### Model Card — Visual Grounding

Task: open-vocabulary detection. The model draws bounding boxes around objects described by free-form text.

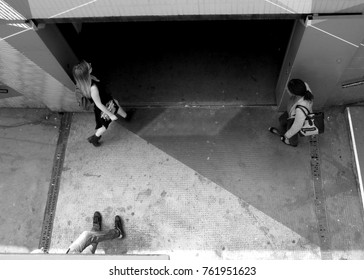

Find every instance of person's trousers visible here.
[278,111,299,146]
[66,229,120,254]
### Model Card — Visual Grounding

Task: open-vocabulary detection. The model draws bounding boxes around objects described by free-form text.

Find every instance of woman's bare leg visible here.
[95,126,106,137]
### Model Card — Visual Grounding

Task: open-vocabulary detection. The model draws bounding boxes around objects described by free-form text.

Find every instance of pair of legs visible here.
[89,100,128,146]
[95,100,127,137]
[269,111,299,146]
[66,212,123,254]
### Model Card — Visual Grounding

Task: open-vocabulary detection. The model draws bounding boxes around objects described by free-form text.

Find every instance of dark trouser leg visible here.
[278,112,289,133]
[288,134,299,146]
[279,112,299,146]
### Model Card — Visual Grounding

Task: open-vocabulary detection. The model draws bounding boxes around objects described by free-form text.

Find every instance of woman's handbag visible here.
[75,87,92,111]
[296,105,324,136]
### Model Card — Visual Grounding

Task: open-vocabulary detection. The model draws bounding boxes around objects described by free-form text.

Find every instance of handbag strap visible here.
[296,105,310,118]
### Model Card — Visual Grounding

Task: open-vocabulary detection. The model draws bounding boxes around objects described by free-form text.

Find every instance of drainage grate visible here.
[309,135,332,260]
[39,112,72,252]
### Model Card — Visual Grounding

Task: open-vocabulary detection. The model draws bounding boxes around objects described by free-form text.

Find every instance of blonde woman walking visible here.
[72,60,127,147]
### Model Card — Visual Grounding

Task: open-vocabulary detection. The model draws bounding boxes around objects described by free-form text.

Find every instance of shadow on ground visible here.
[120,106,364,252]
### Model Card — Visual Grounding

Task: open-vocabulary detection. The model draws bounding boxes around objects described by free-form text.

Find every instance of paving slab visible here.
[1,106,363,259]
[122,107,319,247]
[326,106,364,259]
[0,108,60,253]
[50,112,320,259]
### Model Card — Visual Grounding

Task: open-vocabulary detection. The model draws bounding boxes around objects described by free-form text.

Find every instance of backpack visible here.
[296,105,325,136]
[75,86,92,111]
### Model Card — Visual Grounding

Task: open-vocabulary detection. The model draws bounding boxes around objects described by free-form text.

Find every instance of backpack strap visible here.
[295,105,310,117]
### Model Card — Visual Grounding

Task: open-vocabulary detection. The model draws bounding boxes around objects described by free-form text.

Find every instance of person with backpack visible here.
[72,60,128,147]
[269,79,314,147]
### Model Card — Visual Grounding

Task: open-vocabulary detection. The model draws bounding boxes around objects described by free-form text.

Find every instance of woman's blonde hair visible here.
[72,60,98,98]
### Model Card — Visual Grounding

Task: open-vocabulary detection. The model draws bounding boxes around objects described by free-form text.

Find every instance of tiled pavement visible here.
[1,106,363,259]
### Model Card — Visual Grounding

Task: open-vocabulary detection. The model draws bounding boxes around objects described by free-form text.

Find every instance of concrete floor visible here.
[347,106,364,217]
[1,19,363,259]
[319,107,364,258]
[1,106,363,259]
[0,109,60,253]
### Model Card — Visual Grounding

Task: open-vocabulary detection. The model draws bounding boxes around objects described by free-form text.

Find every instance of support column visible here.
[0,22,80,111]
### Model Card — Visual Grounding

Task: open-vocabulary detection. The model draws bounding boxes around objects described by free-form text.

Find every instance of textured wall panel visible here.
[0,0,29,28]
[0,82,22,100]
[0,34,79,111]
[4,0,32,19]
[340,45,364,103]
[0,95,47,108]
[25,0,364,19]
[276,16,364,109]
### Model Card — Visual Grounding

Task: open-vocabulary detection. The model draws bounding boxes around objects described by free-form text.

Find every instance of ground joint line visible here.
[48,0,98,19]
[264,0,296,14]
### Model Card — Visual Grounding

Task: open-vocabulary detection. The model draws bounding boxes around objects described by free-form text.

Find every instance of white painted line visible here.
[0,0,29,29]
[361,43,364,47]
[0,0,26,19]
[309,24,359,48]
[347,107,364,211]
[0,28,32,42]
[1,1,98,43]
[48,0,98,19]
[264,0,296,14]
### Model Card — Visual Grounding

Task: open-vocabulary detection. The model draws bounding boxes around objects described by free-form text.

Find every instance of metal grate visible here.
[38,112,72,252]
[309,135,332,260]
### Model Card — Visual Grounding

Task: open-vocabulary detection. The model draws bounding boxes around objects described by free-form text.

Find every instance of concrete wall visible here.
[276,19,306,108]
[0,82,21,99]
[23,0,364,19]
[338,44,364,105]
[0,23,79,111]
[276,15,364,110]
[36,24,79,80]
[5,0,32,18]
[3,2,364,111]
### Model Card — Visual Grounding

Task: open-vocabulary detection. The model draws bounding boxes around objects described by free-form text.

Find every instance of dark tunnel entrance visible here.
[61,19,294,106]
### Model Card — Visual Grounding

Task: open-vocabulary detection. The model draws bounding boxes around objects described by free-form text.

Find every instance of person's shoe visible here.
[92,211,102,231]
[114,215,124,239]
[87,135,101,147]
[268,127,281,136]
[280,136,298,147]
